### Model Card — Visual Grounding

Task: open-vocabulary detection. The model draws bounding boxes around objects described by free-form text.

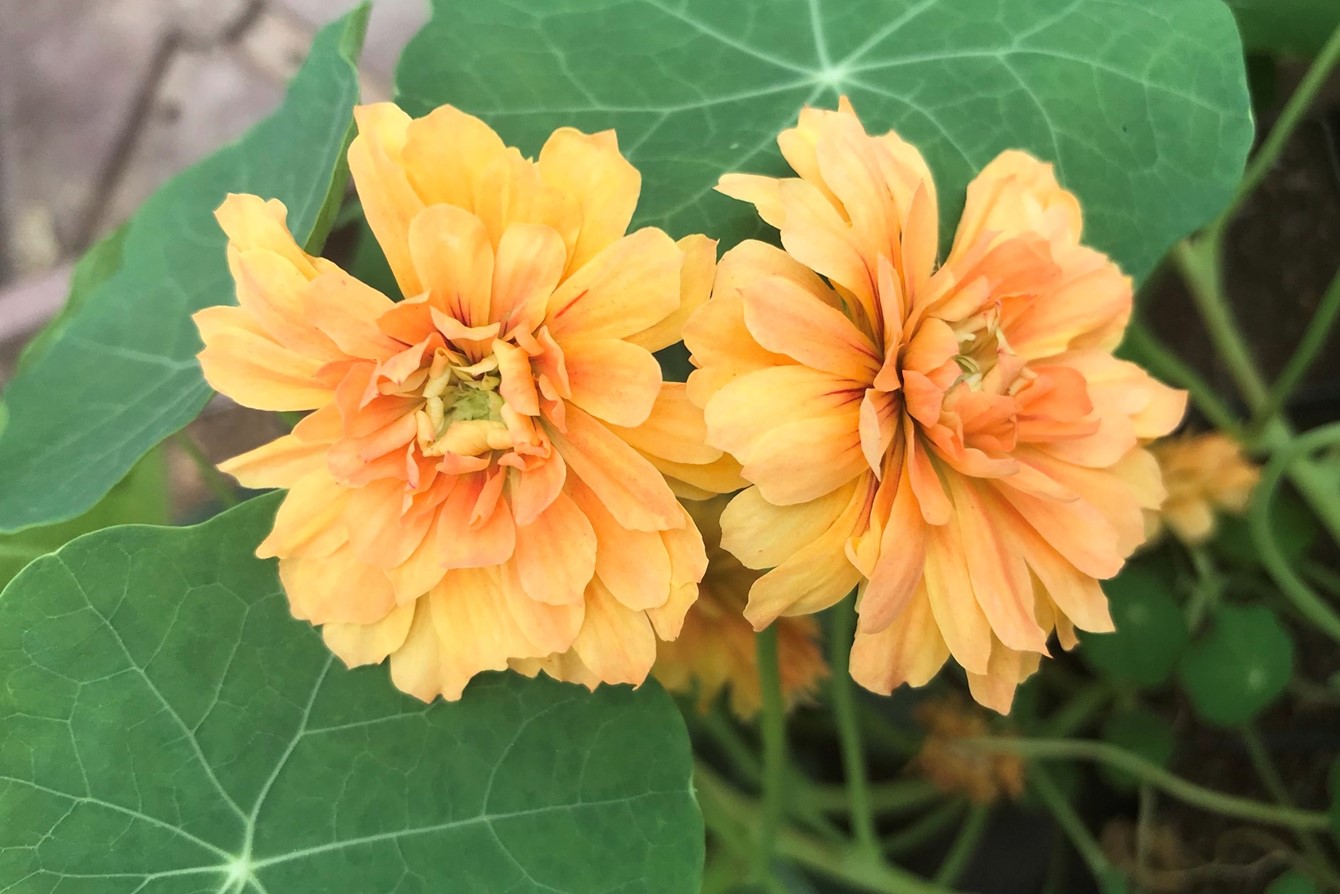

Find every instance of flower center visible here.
[414,348,512,457]
[950,307,1023,393]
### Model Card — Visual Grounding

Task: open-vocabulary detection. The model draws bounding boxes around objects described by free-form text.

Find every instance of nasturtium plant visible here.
[0,498,703,892]
[1082,560,1191,689]
[5,0,1338,891]
[1178,604,1295,726]
[0,8,368,534]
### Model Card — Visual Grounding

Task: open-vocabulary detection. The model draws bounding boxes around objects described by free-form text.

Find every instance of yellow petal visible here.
[348,103,425,296]
[626,234,717,353]
[538,127,640,271]
[514,490,596,605]
[548,404,683,532]
[563,337,662,427]
[571,578,657,685]
[323,603,415,668]
[408,203,495,328]
[546,228,682,342]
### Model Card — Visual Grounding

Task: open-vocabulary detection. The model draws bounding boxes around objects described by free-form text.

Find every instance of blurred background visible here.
[0,0,427,520]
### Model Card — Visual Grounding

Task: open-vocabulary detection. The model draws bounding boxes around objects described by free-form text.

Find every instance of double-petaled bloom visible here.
[686,100,1186,712]
[194,103,739,701]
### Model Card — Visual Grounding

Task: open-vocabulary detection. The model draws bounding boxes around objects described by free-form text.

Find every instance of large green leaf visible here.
[0,8,369,534]
[0,496,704,892]
[397,0,1251,282]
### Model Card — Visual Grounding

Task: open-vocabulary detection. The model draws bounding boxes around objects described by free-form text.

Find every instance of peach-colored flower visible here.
[651,496,827,718]
[685,100,1185,713]
[194,103,739,701]
[1149,432,1259,545]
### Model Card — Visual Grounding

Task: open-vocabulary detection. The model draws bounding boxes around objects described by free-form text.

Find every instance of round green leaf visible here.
[1082,561,1189,688]
[1178,604,1294,726]
[1098,705,1176,791]
[0,497,704,892]
[395,0,1251,283]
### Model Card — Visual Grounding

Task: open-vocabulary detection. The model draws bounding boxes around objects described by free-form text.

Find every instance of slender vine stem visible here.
[828,593,880,856]
[173,432,238,508]
[1174,241,1269,407]
[932,806,989,886]
[1038,684,1112,738]
[884,801,966,856]
[1252,264,1340,435]
[1030,765,1115,883]
[1250,423,1340,645]
[755,626,787,883]
[807,778,940,814]
[973,738,1331,832]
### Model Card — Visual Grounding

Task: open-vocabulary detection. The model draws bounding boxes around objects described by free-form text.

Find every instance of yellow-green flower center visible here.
[415,351,511,458]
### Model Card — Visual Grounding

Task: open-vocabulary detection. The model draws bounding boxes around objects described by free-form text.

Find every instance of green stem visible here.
[1218,21,1340,229]
[1173,240,1340,545]
[1241,726,1340,890]
[829,593,880,856]
[932,806,989,886]
[1030,765,1115,883]
[696,709,762,786]
[807,779,941,814]
[695,763,960,894]
[1250,423,1340,645]
[974,738,1330,832]
[1185,545,1222,632]
[1174,240,1268,407]
[173,433,238,508]
[755,626,787,883]
[1251,265,1340,435]
[1122,321,1241,434]
[884,801,966,856]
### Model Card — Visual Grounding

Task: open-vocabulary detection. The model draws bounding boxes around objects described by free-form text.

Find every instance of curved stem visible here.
[1252,265,1340,434]
[1218,21,1340,229]
[972,738,1330,832]
[1250,423,1340,644]
[1174,240,1268,408]
[755,626,787,883]
[829,593,880,856]
[932,806,989,886]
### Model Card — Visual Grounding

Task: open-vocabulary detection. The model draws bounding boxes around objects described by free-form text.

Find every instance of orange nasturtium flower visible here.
[685,100,1186,712]
[194,103,739,701]
[1148,432,1259,545]
[651,496,827,719]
